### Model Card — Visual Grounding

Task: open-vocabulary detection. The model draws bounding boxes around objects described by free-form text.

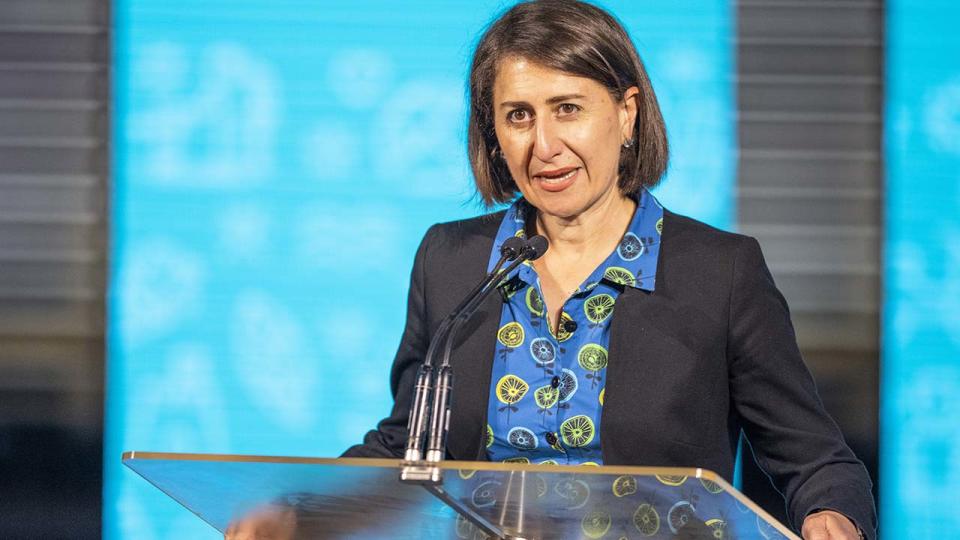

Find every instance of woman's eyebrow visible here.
[498,100,529,109]
[498,94,587,109]
[545,93,586,104]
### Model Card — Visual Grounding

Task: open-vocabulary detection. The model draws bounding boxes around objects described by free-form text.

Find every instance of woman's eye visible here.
[508,109,530,123]
[558,103,580,115]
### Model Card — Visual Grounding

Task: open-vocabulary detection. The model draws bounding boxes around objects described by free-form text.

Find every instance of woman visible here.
[344,1,875,539]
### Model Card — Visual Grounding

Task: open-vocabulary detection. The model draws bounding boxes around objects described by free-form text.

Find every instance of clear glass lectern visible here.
[122,451,799,539]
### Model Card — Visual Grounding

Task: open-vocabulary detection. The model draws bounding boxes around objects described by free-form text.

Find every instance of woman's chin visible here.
[532,199,587,221]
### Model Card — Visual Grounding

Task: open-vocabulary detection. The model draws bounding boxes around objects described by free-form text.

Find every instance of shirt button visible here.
[551,376,560,388]
[563,320,578,333]
[545,432,558,445]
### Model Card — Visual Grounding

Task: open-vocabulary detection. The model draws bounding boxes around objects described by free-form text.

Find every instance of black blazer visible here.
[344,208,877,538]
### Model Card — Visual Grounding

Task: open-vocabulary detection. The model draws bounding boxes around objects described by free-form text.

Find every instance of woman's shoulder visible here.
[430,210,506,239]
[663,208,750,240]
[657,209,776,314]
[408,210,507,280]
[662,207,756,254]
[421,209,506,254]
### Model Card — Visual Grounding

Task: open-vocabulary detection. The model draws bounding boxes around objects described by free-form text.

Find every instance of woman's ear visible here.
[620,86,641,142]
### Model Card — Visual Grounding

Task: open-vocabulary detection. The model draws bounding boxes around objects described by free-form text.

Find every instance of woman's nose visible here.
[532,118,564,162]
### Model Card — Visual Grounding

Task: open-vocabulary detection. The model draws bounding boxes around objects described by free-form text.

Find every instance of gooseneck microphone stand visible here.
[426,236,549,463]
[400,236,549,484]
[400,236,525,477]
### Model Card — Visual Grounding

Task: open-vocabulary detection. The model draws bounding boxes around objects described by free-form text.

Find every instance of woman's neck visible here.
[528,189,637,329]
[533,191,636,258]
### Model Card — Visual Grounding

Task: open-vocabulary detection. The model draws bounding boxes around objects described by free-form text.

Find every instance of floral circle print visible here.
[529,337,557,365]
[603,266,636,287]
[633,503,660,536]
[534,384,559,411]
[557,368,579,403]
[471,481,499,508]
[578,343,608,371]
[507,426,538,450]
[497,322,525,348]
[560,414,595,447]
[581,510,612,539]
[525,286,545,317]
[584,293,615,324]
[618,232,645,261]
[496,374,528,405]
[668,501,696,534]
[612,475,638,497]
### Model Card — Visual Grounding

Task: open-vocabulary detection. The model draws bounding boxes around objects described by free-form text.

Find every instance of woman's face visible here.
[492,56,638,220]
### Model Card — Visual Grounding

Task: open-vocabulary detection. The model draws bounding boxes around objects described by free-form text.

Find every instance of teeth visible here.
[539,169,577,184]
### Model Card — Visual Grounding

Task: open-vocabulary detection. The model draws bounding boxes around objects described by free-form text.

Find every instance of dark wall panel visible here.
[737,0,882,525]
[0,1,108,538]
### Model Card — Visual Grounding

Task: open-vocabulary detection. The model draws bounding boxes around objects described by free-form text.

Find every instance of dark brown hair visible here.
[468,0,669,206]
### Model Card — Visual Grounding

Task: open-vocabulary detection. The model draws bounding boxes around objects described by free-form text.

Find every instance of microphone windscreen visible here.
[525,235,549,260]
[500,236,526,260]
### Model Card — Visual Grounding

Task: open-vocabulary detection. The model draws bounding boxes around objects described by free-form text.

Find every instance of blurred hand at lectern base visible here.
[224,505,295,540]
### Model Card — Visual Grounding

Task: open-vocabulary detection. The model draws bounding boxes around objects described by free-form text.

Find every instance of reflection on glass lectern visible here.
[124,452,798,539]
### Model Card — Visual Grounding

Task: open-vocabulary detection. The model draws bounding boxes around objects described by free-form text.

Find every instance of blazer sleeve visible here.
[727,236,877,538]
[341,225,436,458]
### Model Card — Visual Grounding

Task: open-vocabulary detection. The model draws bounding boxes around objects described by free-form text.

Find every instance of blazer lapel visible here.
[442,219,503,462]
[446,292,500,461]
[600,285,658,464]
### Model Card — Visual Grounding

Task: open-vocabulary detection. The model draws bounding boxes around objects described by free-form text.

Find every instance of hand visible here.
[802,510,860,540]
[224,505,296,540]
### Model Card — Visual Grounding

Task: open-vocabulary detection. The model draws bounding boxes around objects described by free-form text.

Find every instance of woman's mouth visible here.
[534,167,579,192]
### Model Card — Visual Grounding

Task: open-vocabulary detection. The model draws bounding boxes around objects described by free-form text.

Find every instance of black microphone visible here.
[524,234,548,261]
[499,235,526,262]
[402,235,527,464]
[423,235,549,463]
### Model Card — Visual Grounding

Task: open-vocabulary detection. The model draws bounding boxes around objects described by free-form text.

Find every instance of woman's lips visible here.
[534,167,579,192]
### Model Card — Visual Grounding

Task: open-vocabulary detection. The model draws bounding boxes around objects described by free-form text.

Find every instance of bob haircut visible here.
[468,0,669,206]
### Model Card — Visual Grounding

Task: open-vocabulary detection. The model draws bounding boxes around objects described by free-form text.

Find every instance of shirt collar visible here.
[487,188,664,292]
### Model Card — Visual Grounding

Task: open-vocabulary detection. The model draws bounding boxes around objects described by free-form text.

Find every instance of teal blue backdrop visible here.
[104,2,735,538]
[883,1,960,537]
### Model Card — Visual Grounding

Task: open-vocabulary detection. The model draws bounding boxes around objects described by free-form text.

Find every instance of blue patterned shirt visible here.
[484,189,664,465]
